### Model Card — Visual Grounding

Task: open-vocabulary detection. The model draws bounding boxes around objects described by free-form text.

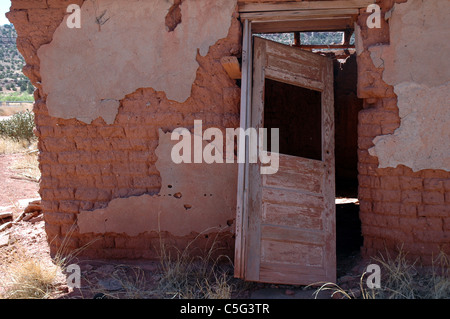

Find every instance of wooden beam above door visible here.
[250,17,356,33]
[238,0,375,33]
[240,8,360,21]
[238,0,375,13]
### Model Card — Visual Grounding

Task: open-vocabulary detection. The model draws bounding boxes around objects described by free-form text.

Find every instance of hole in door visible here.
[263,78,322,161]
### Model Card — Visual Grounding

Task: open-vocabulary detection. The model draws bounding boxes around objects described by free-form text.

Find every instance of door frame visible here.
[234,1,373,279]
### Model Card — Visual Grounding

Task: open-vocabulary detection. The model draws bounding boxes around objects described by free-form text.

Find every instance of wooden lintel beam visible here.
[251,17,355,33]
[299,44,356,49]
[240,8,359,21]
[238,0,375,13]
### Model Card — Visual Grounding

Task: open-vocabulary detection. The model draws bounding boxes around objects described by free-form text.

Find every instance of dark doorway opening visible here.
[333,55,363,276]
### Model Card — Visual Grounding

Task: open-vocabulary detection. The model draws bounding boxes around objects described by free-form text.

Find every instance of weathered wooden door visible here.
[235,37,335,285]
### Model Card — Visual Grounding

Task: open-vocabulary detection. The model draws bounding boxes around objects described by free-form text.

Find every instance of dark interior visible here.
[263,78,322,161]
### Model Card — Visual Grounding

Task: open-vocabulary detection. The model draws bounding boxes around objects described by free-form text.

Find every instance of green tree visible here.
[19,80,27,92]
[27,82,34,94]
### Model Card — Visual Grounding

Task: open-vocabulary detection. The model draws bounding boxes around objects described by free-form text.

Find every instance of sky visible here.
[0,0,11,25]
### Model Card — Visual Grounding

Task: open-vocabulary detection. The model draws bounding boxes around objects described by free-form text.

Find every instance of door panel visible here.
[237,36,335,285]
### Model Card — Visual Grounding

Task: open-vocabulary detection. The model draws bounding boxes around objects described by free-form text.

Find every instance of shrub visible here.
[0,110,35,142]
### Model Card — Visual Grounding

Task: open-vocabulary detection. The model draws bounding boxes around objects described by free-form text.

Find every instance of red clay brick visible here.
[375,166,404,177]
[399,176,423,190]
[44,211,76,225]
[358,187,372,200]
[373,201,401,215]
[401,190,422,205]
[44,222,60,237]
[11,0,48,9]
[408,217,443,232]
[444,218,450,231]
[413,230,449,244]
[357,149,378,164]
[418,205,450,217]
[358,124,382,137]
[59,200,80,214]
[381,97,398,111]
[380,176,400,190]
[357,136,374,150]
[399,204,418,217]
[423,179,445,192]
[381,122,399,135]
[359,200,373,213]
[372,189,401,203]
[421,169,450,179]
[358,175,380,188]
[422,192,445,205]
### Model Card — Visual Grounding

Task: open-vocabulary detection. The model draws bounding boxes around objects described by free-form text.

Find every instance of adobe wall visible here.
[8,0,242,259]
[8,0,449,266]
[356,0,450,265]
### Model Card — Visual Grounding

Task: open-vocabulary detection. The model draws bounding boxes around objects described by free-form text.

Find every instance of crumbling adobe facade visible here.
[355,0,450,264]
[8,0,242,259]
[7,0,449,267]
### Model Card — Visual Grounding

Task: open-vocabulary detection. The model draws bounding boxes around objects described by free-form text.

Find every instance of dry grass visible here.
[0,221,237,299]
[0,224,98,299]
[313,248,450,299]
[0,245,64,299]
[0,105,32,117]
[374,249,450,299]
[157,229,234,299]
[0,138,32,155]
[9,151,40,182]
[83,264,154,299]
[63,229,236,299]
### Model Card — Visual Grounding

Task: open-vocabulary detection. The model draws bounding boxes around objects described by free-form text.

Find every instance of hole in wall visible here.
[173,192,182,199]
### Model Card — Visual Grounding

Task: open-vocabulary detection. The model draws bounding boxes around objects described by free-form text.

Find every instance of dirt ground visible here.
[0,153,40,214]
[0,152,366,299]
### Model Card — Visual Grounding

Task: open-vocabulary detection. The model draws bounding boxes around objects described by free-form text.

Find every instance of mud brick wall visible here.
[8,0,242,259]
[8,0,450,265]
[356,0,450,265]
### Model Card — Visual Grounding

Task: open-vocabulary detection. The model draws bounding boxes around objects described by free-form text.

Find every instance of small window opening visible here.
[255,31,356,61]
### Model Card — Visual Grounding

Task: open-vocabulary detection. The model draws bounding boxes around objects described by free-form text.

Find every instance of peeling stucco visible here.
[38,0,237,124]
[368,0,450,172]
[77,129,238,236]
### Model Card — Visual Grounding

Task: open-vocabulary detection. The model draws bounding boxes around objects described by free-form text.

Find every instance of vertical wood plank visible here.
[321,57,337,283]
[234,19,250,279]
[245,37,266,281]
